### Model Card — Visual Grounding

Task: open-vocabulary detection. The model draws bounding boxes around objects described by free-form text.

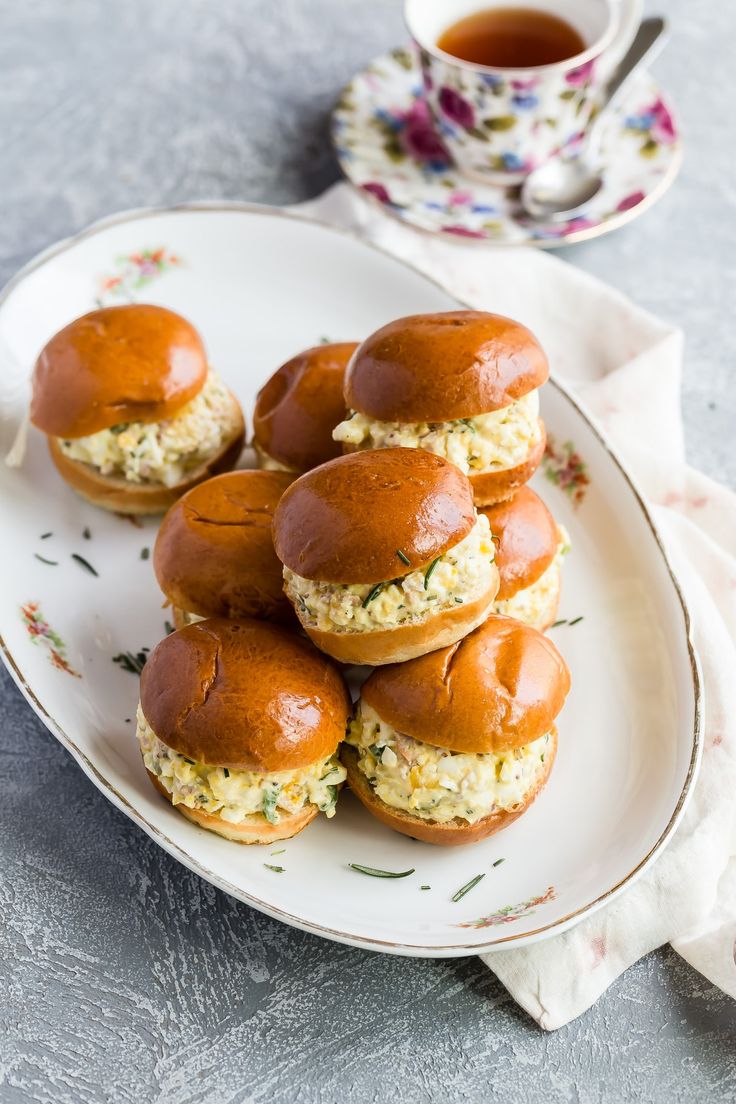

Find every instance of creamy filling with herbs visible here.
[493,528,570,630]
[346,702,551,824]
[332,391,541,474]
[254,442,295,473]
[137,706,346,824]
[58,370,239,486]
[284,514,495,634]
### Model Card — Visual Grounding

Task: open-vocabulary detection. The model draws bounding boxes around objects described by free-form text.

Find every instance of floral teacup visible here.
[405,0,642,184]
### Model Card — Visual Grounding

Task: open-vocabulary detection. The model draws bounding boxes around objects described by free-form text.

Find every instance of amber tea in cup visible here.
[437,6,586,68]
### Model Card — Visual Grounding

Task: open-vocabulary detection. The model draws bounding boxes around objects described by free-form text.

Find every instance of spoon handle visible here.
[588,17,668,153]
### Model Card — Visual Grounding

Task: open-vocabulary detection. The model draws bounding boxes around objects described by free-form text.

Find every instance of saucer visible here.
[331,45,682,247]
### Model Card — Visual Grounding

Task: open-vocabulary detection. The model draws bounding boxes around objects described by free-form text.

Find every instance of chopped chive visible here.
[420,885,431,891]
[124,718,131,724]
[71,553,98,576]
[40,532,53,540]
[319,336,330,344]
[264,864,285,873]
[492,858,505,868]
[551,619,567,628]
[140,547,150,560]
[34,553,58,566]
[424,557,441,589]
[183,757,195,765]
[348,864,415,879]
[451,873,485,902]
[271,849,286,856]
[396,549,411,567]
[362,583,384,608]
[82,527,91,540]
[223,767,230,778]
[165,620,175,636]
[568,615,584,626]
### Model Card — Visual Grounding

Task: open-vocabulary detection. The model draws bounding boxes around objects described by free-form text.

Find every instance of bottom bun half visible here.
[146,770,318,844]
[48,398,245,515]
[296,574,499,666]
[341,729,557,846]
[470,423,547,507]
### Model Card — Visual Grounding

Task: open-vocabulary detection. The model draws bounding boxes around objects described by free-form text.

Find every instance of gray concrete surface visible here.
[1,1,735,1101]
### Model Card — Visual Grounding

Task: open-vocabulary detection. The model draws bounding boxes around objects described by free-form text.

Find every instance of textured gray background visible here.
[1,1,735,1102]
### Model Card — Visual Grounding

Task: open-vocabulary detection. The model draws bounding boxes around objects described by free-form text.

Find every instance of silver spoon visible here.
[521,17,668,222]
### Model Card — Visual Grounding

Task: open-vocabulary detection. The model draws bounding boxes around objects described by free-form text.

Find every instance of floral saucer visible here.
[331,46,682,247]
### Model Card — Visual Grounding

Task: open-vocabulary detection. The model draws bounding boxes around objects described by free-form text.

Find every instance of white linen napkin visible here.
[297,183,736,1029]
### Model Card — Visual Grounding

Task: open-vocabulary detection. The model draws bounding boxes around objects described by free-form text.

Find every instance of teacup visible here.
[405,0,642,183]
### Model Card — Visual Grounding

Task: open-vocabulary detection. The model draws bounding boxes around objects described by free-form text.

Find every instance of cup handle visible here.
[599,0,643,80]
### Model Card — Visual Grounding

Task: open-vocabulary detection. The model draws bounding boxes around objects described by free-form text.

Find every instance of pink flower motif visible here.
[448,189,474,207]
[362,182,391,205]
[617,191,646,212]
[590,936,607,968]
[561,216,597,235]
[438,86,475,129]
[442,225,486,238]
[648,98,676,143]
[511,77,539,91]
[400,100,450,164]
[565,58,596,86]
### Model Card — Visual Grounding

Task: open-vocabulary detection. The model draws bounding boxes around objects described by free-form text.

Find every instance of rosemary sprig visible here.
[34,553,58,566]
[264,864,285,873]
[451,873,485,902]
[396,549,411,567]
[362,583,384,608]
[424,557,441,589]
[348,864,415,879]
[112,650,147,675]
[71,553,98,576]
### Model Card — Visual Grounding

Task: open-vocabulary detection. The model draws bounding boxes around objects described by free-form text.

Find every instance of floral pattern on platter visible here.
[457,885,557,929]
[543,437,590,508]
[96,247,182,305]
[20,602,81,678]
[331,46,682,247]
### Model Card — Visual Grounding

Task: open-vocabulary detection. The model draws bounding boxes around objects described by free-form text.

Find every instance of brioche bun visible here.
[253,342,357,473]
[469,423,546,507]
[146,771,318,843]
[46,395,245,515]
[362,614,570,755]
[342,731,557,846]
[139,618,350,772]
[272,448,476,584]
[154,469,294,622]
[31,304,208,438]
[345,311,548,423]
[480,486,559,600]
[295,583,497,666]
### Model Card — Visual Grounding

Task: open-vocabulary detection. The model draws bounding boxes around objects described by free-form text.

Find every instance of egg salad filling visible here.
[58,370,239,486]
[137,706,346,824]
[254,442,295,473]
[493,528,570,630]
[284,514,495,634]
[346,702,551,824]
[332,391,541,475]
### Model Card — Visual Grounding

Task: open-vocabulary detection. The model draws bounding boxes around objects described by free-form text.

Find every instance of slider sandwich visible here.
[138,618,350,843]
[482,487,569,631]
[154,469,295,629]
[343,615,570,845]
[333,311,548,506]
[253,342,358,474]
[272,448,500,666]
[30,304,245,513]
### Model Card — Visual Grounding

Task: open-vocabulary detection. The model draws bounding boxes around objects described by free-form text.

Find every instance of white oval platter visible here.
[0,204,701,955]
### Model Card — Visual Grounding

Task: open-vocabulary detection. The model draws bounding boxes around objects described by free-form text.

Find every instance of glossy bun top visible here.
[345,311,548,422]
[30,304,207,438]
